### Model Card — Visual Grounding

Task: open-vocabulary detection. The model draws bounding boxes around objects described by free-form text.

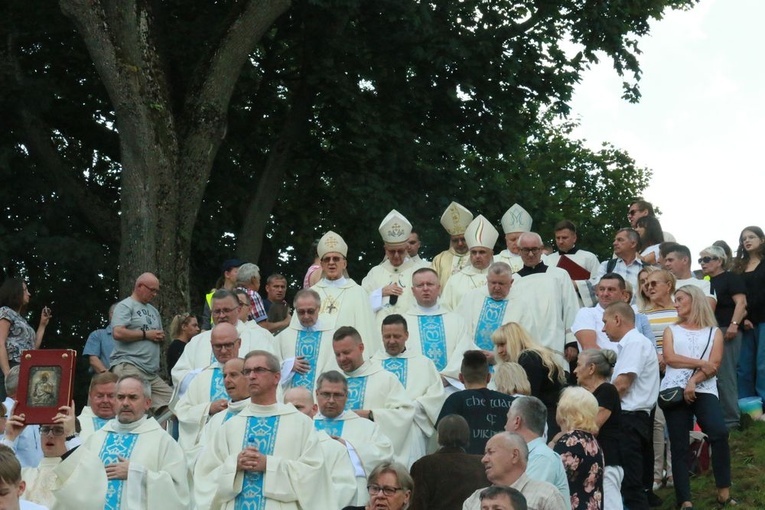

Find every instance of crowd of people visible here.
[1,199,764,510]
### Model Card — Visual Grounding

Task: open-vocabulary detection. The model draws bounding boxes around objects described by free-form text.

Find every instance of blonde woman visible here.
[552,386,604,510]
[166,312,200,374]
[492,322,567,436]
[492,362,531,397]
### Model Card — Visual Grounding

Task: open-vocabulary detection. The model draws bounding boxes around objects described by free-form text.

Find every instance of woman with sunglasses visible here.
[732,226,765,410]
[700,245,747,430]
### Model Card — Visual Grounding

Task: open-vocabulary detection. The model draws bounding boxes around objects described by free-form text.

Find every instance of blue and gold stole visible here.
[344,376,368,411]
[210,366,227,401]
[92,416,109,431]
[418,315,447,370]
[235,416,281,510]
[292,330,322,390]
[314,418,344,437]
[475,297,508,350]
[99,432,139,510]
[381,358,408,387]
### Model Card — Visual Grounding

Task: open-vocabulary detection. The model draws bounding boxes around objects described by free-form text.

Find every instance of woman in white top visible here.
[662,285,734,508]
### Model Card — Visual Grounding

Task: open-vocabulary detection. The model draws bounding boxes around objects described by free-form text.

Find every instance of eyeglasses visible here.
[646,280,667,288]
[296,308,317,315]
[212,307,239,315]
[212,341,239,351]
[519,247,542,255]
[322,256,344,263]
[242,367,276,376]
[698,256,719,264]
[40,426,66,437]
[367,484,405,497]
[140,283,159,293]
[317,391,346,401]
[238,301,250,307]
[627,209,640,216]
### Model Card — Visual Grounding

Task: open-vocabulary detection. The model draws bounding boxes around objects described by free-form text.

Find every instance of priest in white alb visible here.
[332,326,415,465]
[441,215,499,311]
[362,210,429,322]
[283,386,358,509]
[52,376,190,510]
[544,220,601,307]
[494,203,534,273]
[431,201,474,289]
[403,267,477,383]
[312,370,395,505]
[171,289,279,388]
[278,289,339,392]
[370,315,446,463]
[77,372,118,440]
[311,230,380,353]
[193,351,330,510]
[171,322,241,461]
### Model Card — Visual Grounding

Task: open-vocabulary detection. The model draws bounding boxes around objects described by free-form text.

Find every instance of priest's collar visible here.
[301,318,324,331]
[557,247,579,255]
[112,414,148,433]
[416,303,441,314]
[323,277,348,287]
[315,411,347,420]
[518,262,548,276]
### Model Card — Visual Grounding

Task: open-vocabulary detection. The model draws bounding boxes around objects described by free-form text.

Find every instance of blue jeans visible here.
[737,323,765,402]
[665,393,731,505]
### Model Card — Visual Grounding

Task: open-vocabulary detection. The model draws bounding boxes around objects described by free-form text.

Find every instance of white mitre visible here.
[378,209,412,246]
[465,215,499,250]
[440,202,473,236]
[501,203,533,234]
[317,230,349,258]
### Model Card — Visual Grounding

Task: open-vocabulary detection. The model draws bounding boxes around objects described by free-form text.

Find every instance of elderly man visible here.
[110,272,173,413]
[311,230,378,350]
[283,386,357,509]
[363,210,428,320]
[172,322,242,456]
[194,351,330,509]
[236,263,290,333]
[370,315,446,461]
[403,268,476,383]
[545,221,601,307]
[495,204,534,273]
[456,262,520,352]
[53,376,190,510]
[511,232,579,358]
[332,326,415,465]
[504,397,569,502]
[442,215,500,311]
[278,289,339,392]
[409,414,489,510]
[431,201,474,288]
[311,371,394,505]
[170,289,279,388]
[77,372,118,439]
[593,228,644,295]
[462,432,567,510]
[602,302,660,510]
[664,244,717,309]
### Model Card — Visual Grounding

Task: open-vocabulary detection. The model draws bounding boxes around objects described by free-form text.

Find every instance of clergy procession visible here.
[5,198,765,510]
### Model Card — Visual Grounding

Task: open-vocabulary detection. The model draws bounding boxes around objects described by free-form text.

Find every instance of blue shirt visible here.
[83,326,114,373]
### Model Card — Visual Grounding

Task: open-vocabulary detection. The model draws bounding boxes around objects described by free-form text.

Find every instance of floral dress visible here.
[0,306,36,363]
[553,429,604,510]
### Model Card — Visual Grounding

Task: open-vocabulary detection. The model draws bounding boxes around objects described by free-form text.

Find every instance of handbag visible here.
[657,328,714,410]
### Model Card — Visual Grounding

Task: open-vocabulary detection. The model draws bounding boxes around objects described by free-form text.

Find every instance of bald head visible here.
[133,273,160,304]
[223,358,248,401]
[211,322,241,363]
[284,387,317,418]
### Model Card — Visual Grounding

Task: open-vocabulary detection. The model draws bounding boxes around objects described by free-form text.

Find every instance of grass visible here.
[655,419,765,509]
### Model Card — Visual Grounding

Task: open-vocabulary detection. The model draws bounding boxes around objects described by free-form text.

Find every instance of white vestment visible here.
[277,320,339,392]
[21,457,61,508]
[431,248,471,288]
[314,411,394,505]
[314,430,358,509]
[342,361,416,465]
[546,250,601,307]
[511,266,580,357]
[362,259,428,320]
[312,277,380,353]
[53,417,190,510]
[190,398,249,471]
[456,287,522,351]
[369,349,446,463]
[440,265,489,311]
[403,305,477,381]
[193,402,330,510]
[171,320,279,387]
[77,406,112,441]
[494,249,524,272]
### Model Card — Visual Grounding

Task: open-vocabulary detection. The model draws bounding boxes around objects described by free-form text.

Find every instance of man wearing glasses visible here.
[172,322,241,459]
[627,200,676,242]
[110,272,173,414]
[510,233,579,358]
[194,350,332,509]
[170,289,278,389]
[311,231,378,352]
[312,370,394,506]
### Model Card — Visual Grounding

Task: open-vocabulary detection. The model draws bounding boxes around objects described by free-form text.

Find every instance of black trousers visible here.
[620,409,653,510]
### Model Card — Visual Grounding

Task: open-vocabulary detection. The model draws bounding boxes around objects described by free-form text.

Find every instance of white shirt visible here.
[570,304,616,352]
[675,277,716,301]
[611,328,660,412]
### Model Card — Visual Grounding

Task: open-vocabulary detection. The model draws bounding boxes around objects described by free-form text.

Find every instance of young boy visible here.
[0,445,48,510]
